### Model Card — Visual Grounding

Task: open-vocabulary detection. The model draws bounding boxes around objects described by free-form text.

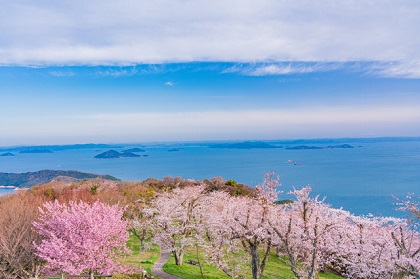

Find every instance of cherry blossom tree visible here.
[125,198,156,252]
[146,185,207,265]
[391,195,420,278]
[200,190,250,278]
[270,187,350,279]
[201,173,280,279]
[33,200,131,278]
[335,215,402,278]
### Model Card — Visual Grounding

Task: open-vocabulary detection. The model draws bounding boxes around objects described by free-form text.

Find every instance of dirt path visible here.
[151,249,182,279]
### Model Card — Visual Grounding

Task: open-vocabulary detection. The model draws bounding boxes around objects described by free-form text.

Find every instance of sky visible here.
[1,0,420,146]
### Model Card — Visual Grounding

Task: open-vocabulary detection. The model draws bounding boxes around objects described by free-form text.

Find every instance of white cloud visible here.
[367,60,420,79]
[95,67,138,77]
[0,1,419,66]
[165,81,175,86]
[223,62,343,76]
[49,70,75,77]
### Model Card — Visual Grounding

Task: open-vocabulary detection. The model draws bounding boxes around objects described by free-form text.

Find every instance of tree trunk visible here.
[250,243,261,279]
[140,229,146,251]
[90,271,94,279]
[174,249,185,265]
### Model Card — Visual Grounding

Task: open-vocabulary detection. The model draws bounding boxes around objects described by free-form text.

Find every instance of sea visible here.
[1,139,420,218]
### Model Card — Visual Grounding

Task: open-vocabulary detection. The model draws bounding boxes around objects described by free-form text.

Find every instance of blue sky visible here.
[1,1,420,146]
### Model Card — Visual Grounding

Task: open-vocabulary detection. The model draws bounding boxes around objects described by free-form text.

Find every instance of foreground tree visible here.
[201,191,250,278]
[0,193,44,279]
[202,173,280,279]
[391,195,420,278]
[336,215,401,278]
[33,200,131,278]
[270,187,349,279]
[146,185,207,265]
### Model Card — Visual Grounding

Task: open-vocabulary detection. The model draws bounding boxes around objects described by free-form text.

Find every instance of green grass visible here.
[119,235,161,276]
[162,248,344,279]
[163,249,231,279]
[122,236,343,279]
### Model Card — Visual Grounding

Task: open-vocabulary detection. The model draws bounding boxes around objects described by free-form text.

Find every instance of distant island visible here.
[19,149,53,153]
[285,144,354,150]
[326,144,354,149]
[0,170,119,188]
[0,143,122,153]
[209,141,281,149]
[94,150,141,159]
[168,148,180,152]
[285,145,323,150]
[0,152,15,156]
[122,148,145,153]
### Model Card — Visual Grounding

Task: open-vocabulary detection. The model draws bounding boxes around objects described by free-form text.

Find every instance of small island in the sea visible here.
[209,141,281,149]
[0,152,15,156]
[285,145,323,150]
[19,149,53,153]
[326,144,354,149]
[122,148,146,153]
[168,148,180,152]
[286,144,354,150]
[94,150,141,159]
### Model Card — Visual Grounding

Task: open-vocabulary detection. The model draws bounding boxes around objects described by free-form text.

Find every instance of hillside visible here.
[0,170,120,187]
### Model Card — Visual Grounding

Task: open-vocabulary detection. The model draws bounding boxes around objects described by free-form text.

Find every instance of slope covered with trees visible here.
[0,170,120,187]
[1,174,419,279]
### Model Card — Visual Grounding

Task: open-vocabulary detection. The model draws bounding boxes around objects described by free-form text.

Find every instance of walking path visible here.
[151,249,182,279]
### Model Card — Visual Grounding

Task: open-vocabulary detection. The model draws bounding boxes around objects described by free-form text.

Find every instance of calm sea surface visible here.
[1,140,420,217]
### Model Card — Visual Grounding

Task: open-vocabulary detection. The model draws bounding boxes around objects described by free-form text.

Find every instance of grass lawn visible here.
[116,235,162,277]
[162,247,344,279]
[121,236,343,279]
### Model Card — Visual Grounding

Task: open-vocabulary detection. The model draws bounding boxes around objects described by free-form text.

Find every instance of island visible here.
[285,144,354,150]
[122,148,146,153]
[326,144,354,149]
[0,170,119,188]
[285,145,323,150]
[94,150,141,159]
[0,152,15,156]
[209,141,281,149]
[0,143,122,153]
[19,149,53,153]
[168,148,180,152]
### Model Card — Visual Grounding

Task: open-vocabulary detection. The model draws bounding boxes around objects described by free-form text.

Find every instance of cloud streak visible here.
[1,1,419,67]
[223,62,343,76]
[367,60,420,79]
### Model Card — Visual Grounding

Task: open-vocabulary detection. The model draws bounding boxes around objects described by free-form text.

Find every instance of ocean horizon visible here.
[1,137,420,218]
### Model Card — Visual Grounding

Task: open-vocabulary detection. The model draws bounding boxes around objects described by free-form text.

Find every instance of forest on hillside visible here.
[1,174,419,279]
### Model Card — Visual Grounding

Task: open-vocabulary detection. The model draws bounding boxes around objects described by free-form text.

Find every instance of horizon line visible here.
[1,135,420,149]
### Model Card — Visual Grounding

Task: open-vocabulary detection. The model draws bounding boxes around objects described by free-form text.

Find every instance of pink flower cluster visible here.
[33,200,131,276]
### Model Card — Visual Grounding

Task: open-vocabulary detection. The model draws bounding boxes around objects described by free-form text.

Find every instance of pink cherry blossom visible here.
[33,200,131,277]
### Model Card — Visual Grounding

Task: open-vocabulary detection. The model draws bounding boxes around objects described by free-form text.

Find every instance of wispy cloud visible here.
[223,62,343,76]
[0,1,419,66]
[165,81,175,86]
[222,61,420,79]
[95,67,138,77]
[366,60,420,79]
[49,70,76,77]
